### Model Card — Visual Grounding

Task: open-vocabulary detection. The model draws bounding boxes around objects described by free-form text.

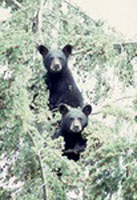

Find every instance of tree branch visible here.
[10,0,22,8]
[92,95,135,116]
[38,153,48,200]
[28,131,48,200]
[64,149,77,154]
[38,0,46,43]
[64,0,97,25]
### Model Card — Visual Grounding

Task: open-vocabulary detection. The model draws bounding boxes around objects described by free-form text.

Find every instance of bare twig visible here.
[64,0,97,25]
[28,131,48,200]
[112,95,135,103]
[64,149,77,154]
[10,0,22,8]
[72,47,93,55]
[38,153,48,200]
[92,95,135,116]
[38,0,46,43]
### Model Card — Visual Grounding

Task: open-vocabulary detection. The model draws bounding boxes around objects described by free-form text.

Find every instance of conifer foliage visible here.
[0,0,137,199]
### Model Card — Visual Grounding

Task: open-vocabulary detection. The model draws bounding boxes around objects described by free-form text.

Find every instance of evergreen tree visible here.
[0,0,137,199]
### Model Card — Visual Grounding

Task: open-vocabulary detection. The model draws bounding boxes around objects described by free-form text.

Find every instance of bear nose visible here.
[70,119,82,133]
[73,125,80,132]
[54,64,60,71]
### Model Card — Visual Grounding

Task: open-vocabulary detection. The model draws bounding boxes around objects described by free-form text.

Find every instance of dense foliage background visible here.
[0,0,137,199]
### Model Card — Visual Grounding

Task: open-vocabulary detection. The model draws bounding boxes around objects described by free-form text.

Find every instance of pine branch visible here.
[64,149,78,154]
[28,131,48,200]
[63,0,96,25]
[10,0,22,8]
[38,0,46,43]
[92,95,135,116]
[38,153,48,200]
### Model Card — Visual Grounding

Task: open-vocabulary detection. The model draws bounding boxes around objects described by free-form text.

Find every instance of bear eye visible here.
[78,117,82,121]
[59,57,63,61]
[49,57,53,61]
[70,117,73,121]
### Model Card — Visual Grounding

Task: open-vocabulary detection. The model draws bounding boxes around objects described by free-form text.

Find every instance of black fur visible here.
[38,44,83,110]
[53,104,92,161]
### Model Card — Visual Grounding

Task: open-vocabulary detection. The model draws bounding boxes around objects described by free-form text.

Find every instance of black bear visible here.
[53,104,92,161]
[38,44,83,110]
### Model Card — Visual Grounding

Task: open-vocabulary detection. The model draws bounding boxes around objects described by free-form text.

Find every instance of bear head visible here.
[59,104,92,134]
[38,44,72,73]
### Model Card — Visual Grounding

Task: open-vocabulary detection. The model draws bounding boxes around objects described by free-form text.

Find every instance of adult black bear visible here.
[38,44,83,110]
[53,104,92,161]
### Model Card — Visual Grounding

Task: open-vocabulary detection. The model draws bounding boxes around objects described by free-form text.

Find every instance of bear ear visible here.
[82,104,92,116]
[59,104,69,116]
[62,44,73,57]
[37,45,48,56]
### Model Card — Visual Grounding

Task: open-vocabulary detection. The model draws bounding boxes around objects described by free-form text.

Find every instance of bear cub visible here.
[38,44,83,110]
[53,104,92,161]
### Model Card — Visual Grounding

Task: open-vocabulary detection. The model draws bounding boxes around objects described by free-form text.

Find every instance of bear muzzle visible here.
[50,58,62,72]
[70,119,82,133]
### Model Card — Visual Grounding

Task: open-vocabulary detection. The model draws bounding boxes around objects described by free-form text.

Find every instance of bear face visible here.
[59,104,92,134]
[53,104,92,161]
[38,44,72,74]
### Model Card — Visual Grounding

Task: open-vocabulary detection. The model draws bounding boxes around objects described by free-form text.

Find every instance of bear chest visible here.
[63,133,83,149]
